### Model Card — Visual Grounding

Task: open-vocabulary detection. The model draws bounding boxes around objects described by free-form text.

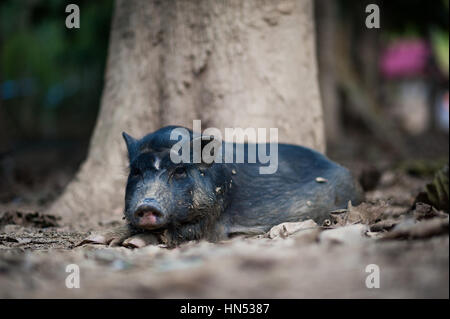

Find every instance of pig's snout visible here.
[133,200,165,229]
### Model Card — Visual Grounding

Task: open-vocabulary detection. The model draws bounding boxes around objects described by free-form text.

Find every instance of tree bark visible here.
[315,0,341,143]
[51,0,325,225]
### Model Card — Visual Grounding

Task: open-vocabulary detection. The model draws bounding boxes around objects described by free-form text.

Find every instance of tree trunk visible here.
[315,0,341,143]
[51,0,325,225]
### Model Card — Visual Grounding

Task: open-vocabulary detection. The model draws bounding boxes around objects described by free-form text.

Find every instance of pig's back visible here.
[222,143,363,235]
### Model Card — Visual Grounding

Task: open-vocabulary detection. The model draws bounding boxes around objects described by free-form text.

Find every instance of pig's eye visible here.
[130,167,141,178]
[173,166,187,179]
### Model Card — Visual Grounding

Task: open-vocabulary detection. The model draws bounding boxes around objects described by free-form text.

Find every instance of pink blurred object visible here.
[380,39,431,79]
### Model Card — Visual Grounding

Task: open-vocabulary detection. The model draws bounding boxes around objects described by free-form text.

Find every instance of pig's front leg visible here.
[77,224,159,248]
[122,233,160,248]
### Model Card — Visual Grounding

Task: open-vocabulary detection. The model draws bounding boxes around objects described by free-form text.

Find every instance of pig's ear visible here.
[122,132,138,160]
[191,135,222,166]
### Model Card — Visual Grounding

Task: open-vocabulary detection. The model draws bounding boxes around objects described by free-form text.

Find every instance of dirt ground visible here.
[0,137,448,298]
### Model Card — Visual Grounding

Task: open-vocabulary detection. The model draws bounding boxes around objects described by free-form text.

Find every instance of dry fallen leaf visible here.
[330,201,387,227]
[382,217,449,240]
[319,224,369,244]
[267,219,318,239]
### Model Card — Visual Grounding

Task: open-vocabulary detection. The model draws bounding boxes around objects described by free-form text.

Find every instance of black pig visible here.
[82,126,363,248]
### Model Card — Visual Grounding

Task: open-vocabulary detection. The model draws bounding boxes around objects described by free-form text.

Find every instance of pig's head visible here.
[122,126,231,233]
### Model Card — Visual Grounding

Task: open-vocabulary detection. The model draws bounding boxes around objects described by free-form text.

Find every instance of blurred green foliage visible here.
[0,0,113,141]
[0,0,448,144]
[431,28,450,76]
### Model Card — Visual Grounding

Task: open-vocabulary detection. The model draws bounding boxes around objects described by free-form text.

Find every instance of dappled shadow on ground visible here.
[0,166,448,298]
